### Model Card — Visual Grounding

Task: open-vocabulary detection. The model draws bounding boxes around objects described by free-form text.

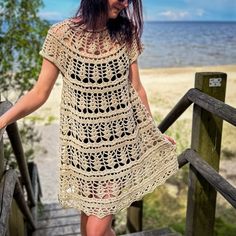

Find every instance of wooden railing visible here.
[0,101,42,236]
[1,72,236,236]
[126,72,236,236]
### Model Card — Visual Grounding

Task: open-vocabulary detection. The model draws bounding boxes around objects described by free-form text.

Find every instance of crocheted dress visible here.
[39,19,179,218]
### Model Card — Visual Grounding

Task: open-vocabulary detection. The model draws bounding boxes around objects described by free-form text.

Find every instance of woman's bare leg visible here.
[81,211,88,236]
[86,214,115,236]
[83,181,116,236]
[104,219,116,236]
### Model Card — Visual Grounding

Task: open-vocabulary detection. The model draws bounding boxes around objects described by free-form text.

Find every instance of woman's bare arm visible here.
[0,59,59,129]
[129,61,176,144]
[129,60,153,118]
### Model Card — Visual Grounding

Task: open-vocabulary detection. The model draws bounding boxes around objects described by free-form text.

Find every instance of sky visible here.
[39,0,236,22]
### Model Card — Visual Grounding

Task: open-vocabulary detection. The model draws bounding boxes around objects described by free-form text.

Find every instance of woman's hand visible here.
[163,134,176,145]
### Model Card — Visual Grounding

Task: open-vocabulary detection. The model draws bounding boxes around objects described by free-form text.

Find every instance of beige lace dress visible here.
[39,19,179,218]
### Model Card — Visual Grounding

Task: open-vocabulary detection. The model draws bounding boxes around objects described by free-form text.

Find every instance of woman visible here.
[0,0,179,235]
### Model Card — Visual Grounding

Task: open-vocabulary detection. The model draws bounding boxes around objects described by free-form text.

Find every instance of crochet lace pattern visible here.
[39,19,179,218]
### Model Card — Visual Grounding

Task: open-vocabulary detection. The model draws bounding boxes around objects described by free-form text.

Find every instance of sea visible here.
[139,21,236,69]
[49,20,236,69]
[4,20,235,69]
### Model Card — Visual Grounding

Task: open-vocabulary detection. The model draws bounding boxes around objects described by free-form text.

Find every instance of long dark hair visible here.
[71,0,143,50]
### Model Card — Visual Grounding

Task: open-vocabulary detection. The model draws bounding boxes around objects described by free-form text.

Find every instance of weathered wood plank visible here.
[34,223,81,236]
[0,169,18,236]
[0,101,12,141]
[38,208,80,220]
[0,135,5,178]
[122,233,179,236]
[187,88,236,126]
[127,200,143,233]
[183,149,236,207]
[185,72,227,236]
[0,101,11,176]
[14,176,36,230]
[37,214,80,229]
[158,92,193,133]
[158,80,236,135]
[28,161,44,231]
[8,199,25,236]
[176,151,188,169]
[41,203,78,212]
[6,122,36,206]
[34,203,81,236]
[120,227,180,236]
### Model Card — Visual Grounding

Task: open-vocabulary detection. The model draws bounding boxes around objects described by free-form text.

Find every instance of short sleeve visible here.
[39,24,61,69]
[128,34,144,64]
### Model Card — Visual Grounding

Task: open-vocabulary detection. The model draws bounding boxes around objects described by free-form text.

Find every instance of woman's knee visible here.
[86,214,113,236]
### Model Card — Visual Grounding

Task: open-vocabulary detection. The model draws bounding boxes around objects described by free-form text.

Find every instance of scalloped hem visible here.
[58,161,179,219]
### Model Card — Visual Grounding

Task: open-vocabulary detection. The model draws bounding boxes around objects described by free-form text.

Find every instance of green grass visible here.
[26,114,57,125]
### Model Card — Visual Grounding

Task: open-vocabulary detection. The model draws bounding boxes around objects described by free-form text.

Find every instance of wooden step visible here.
[33,203,81,236]
[34,203,181,236]
[120,227,181,236]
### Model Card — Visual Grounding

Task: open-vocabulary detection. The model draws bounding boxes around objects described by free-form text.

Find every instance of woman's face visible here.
[107,0,129,19]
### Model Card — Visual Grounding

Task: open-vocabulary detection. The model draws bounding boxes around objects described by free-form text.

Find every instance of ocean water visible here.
[140,21,236,69]
[3,20,235,69]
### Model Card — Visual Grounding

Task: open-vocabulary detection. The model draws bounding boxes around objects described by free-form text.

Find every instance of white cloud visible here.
[181,0,236,11]
[38,11,63,20]
[156,8,206,21]
[196,9,205,16]
[159,10,190,20]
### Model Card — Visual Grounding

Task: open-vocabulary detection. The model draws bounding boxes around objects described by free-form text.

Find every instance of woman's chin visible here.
[108,11,119,19]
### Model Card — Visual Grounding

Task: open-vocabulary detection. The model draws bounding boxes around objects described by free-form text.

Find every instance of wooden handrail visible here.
[187,88,236,126]
[0,169,36,235]
[158,87,236,134]
[158,73,236,234]
[28,162,43,226]
[0,101,36,206]
[14,173,36,230]
[0,170,17,236]
[158,91,193,133]
[0,100,42,234]
[178,149,236,208]
[176,150,189,168]
[6,122,36,206]
[175,147,236,208]
[0,101,12,141]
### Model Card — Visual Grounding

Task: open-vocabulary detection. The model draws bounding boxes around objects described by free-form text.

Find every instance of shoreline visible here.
[140,64,236,118]
[139,64,236,79]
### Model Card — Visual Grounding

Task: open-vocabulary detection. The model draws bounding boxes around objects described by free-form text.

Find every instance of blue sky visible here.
[39,0,236,21]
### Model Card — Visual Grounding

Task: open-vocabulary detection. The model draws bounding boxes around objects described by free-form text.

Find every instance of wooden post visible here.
[28,162,39,234]
[126,200,143,233]
[8,200,25,236]
[185,72,227,236]
[0,94,5,177]
[0,130,4,178]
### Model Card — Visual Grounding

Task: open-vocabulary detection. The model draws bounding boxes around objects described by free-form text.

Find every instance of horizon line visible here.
[47,18,236,23]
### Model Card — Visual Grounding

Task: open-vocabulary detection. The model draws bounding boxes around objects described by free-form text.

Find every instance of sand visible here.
[30,64,236,203]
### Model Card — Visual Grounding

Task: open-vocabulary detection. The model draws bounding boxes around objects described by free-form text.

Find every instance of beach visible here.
[31,64,236,203]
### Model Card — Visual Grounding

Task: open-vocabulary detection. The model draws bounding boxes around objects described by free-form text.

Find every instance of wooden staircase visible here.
[2,72,236,236]
[34,203,81,236]
[33,203,180,236]
[120,228,181,236]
